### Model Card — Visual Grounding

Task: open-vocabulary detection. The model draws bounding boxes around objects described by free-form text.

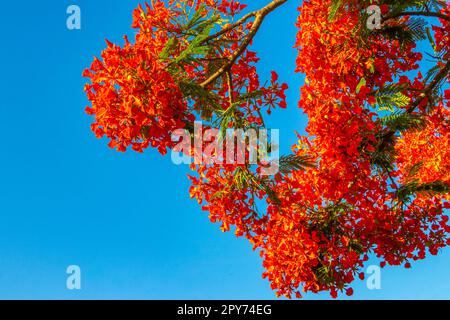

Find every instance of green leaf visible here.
[396,180,450,203]
[379,112,426,132]
[233,167,280,205]
[356,77,366,94]
[185,4,206,30]
[426,27,437,51]
[405,162,424,183]
[328,0,343,22]
[278,154,316,175]
[376,92,411,112]
[159,38,177,60]
[174,15,218,64]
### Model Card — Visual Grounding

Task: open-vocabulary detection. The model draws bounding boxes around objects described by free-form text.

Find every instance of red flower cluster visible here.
[84,2,194,154]
[84,0,287,153]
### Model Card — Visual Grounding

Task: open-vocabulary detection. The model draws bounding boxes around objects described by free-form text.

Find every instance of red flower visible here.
[345,288,354,296]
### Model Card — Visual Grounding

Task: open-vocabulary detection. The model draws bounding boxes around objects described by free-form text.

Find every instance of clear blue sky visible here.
[0,0,448,299]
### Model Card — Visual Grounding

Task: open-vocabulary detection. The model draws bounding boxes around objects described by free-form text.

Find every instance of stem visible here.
[200,0,287,88]
[226,70,234,106]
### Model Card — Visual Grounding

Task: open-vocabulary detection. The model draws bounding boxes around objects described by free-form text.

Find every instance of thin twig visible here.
[226,70,234,106]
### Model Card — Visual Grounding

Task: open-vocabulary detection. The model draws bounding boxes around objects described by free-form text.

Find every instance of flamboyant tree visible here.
[83,0,450,298]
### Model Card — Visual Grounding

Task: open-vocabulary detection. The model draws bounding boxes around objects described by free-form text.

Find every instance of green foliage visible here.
[385,0,445,13]
[328,0,344,22]
[314,263,335,286]
[174,18,217,64]
[405,161,424,183]
[160,4,224,68]
[279,154,316,175]
[380,112,427,132]
[356,77,366,94]
[234,167,281,205]
[378,18,427,50]
[370,147,396,172]
[178,81,222,122]
[375,84,411,112]
[396,180,450,203]
[395,160,449,203]
[214,104,237,140]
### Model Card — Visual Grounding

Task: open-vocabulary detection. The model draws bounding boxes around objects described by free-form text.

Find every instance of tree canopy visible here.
[83,0,450,298]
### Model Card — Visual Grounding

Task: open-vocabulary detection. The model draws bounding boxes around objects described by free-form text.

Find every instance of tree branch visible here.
[200,0,287,88]
[385,11,450,22]
[202,11,257,43]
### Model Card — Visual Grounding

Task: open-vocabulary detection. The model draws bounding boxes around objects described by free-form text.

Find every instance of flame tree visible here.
[83,0,450,298]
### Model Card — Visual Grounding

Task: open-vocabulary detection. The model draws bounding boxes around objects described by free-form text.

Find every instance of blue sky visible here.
[0,0,448,299]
